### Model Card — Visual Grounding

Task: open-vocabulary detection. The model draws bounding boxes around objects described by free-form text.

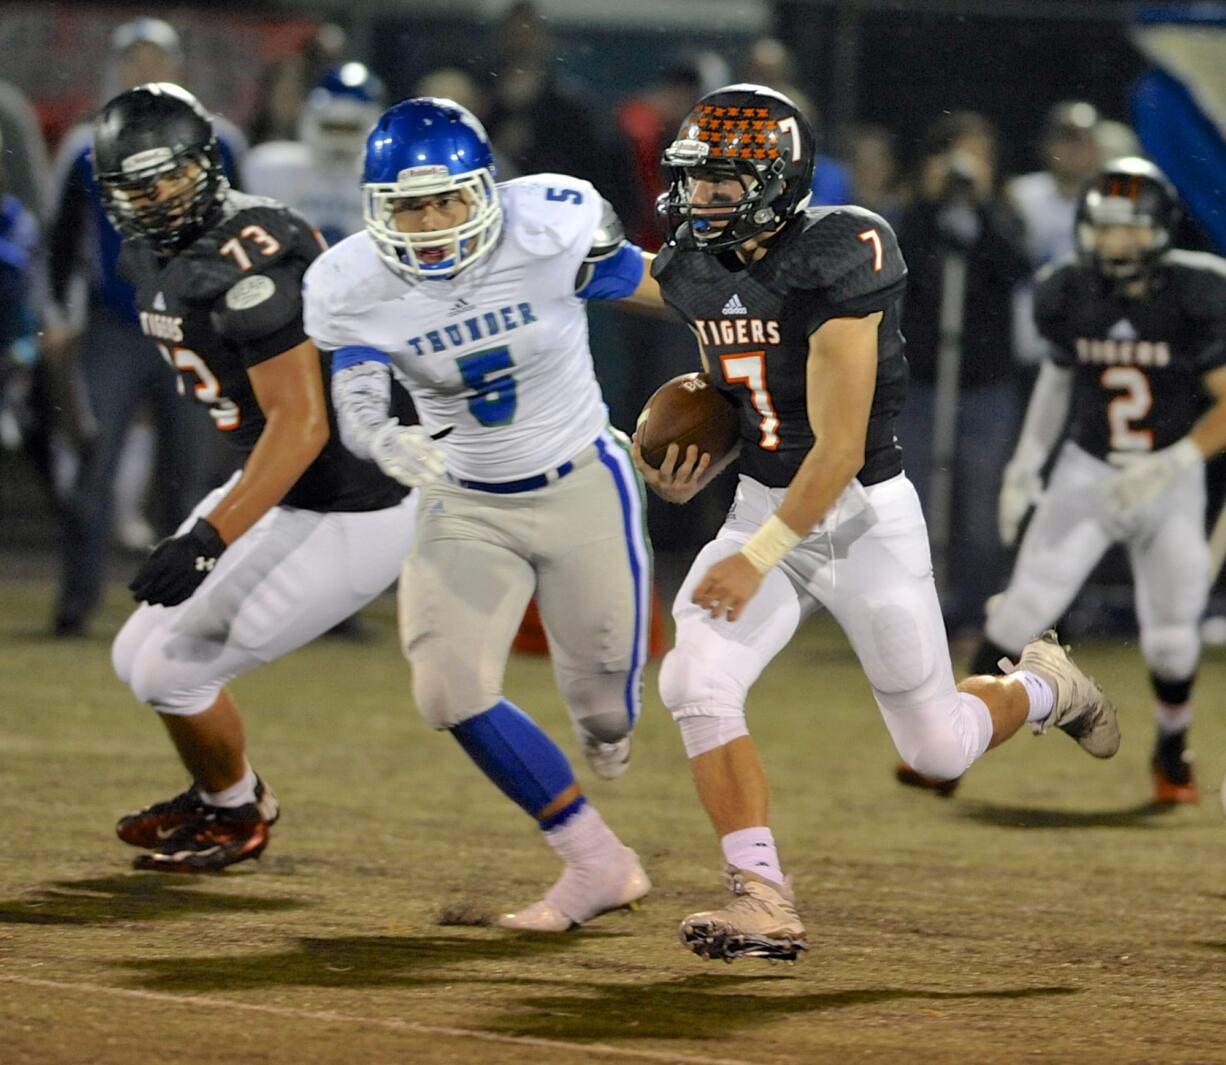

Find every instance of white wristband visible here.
[739,514,803,575]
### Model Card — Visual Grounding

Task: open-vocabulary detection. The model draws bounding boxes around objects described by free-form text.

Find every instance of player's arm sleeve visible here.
[574,196,646,301]
[330,349,393,460]
[796,212,908,333]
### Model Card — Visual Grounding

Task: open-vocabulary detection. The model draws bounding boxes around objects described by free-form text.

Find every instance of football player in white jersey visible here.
[244,64,384,246]
[303,97,662,931]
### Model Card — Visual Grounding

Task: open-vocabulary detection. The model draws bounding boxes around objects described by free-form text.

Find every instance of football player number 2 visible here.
[158,343,240,431]
[1101,366,1154,451]
[721,352,779,450]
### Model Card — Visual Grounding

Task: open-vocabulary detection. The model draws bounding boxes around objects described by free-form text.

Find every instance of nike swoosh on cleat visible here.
[155,826,178,840]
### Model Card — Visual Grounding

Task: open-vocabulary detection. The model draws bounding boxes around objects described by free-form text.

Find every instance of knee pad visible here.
[1140,623,1199,686]
[659,644,755,717]
[126,645,223,716]
[672,706,750,759]
[561,670,634,742]
[408,636,499,730]
[885,691,992,782]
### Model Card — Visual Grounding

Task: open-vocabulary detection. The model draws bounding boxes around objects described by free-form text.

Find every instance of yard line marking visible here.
[0,974,754,1065]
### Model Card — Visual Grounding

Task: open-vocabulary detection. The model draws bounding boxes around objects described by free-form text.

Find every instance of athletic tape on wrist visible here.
[739,514,802,575]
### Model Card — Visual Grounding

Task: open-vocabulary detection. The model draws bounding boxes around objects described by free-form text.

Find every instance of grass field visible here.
[2,577,1226,1065]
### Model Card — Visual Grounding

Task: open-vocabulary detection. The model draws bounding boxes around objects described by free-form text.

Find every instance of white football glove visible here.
[1103,437,1202,526]
[998,457,1044,547]
[369,420,447,488]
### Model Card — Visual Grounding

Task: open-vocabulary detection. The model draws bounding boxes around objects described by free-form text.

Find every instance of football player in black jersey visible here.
[632,84,1121,963]
[95,83,419,872]
[956,159,1226,806]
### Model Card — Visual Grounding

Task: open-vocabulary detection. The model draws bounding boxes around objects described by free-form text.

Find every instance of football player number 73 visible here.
[157,343,241,431]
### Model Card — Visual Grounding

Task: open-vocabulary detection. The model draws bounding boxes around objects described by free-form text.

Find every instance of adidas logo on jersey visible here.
[1108,318,1137,341]
[447,296,474,317]
[153,291,167,311]
[722,293,749,316]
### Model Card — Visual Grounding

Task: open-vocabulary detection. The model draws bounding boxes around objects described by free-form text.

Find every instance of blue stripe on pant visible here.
[594,432,649,728]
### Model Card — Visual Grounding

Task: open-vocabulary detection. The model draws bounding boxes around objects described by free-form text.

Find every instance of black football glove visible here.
[129,518,227,607]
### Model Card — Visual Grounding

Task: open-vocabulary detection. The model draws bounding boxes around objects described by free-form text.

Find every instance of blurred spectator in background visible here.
[1094,118,1141,162]
[247,22,347,147]
[1008,101,1102,372]
[414,67,514,179]
[614,59,704,250]
[847,123,902,226]
[45,16,247,637]
[0,78,52,223]
[483,2,609,190]
[0,131,44,521]
[741,37,851,205]
[895,110,1031,633]
[245,63,385,245]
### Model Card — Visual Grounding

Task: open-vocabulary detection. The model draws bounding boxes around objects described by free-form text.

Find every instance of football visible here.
[636,371,740,470]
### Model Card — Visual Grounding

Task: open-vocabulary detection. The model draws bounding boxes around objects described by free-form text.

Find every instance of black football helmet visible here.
[92,82,227,252]
[659,83,815,252]
[1075,157,1180,286]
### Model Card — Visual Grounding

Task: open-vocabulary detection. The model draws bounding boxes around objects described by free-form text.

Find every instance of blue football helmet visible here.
[300,62,386,162]
[362,97,501,281]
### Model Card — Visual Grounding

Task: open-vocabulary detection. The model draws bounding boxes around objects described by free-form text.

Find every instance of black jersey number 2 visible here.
[1101,366,1154,451]
[158,343,241,431]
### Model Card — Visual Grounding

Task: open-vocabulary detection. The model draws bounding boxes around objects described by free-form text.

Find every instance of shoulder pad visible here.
[651,242,677,278]
[1033,257,1079,328]
[584,197,626,262]
[168,196,322,300]
[1162,250,1226,318]
[784,206,906,303]
[504,175,602,259]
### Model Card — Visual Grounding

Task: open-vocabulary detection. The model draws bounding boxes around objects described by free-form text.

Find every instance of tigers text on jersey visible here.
[302,174,610,483]
[120,190,409,513]
[652,206,908,488]
[1036,250,1226,458]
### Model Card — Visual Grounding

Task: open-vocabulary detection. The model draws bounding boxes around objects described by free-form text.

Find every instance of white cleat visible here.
[1005,629,1120,758]
[497,847,651,932]
[680,866,808,963]
[580,734,632,781]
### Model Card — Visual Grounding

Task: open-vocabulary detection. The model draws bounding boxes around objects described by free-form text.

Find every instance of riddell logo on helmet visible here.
[694,317,781,347]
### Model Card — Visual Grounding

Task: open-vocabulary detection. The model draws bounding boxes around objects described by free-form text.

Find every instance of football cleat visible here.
[580,734,632,781]
[497,847,650,932]
[117,777,279,849]
[116,785,207,848]
[123,778,279,873]
[680,866,808,963]
[1005,630,1120,758]
[1152,731,1198,805]
[895,761,961,797]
